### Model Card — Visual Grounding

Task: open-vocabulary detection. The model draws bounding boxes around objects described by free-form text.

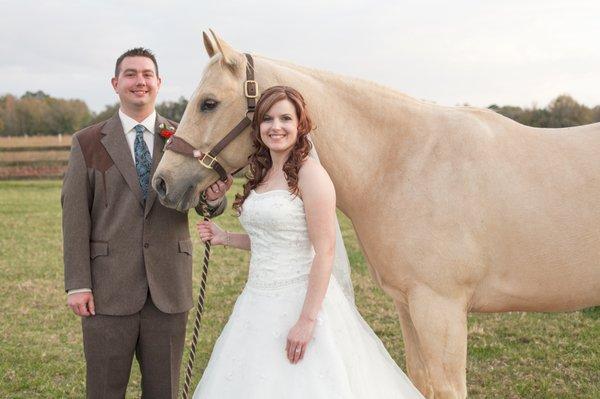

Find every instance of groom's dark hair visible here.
[115,47,159,77]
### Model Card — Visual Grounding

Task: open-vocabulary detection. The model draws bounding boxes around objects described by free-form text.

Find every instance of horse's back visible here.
[458,112,600,311]
[386,107,600,311]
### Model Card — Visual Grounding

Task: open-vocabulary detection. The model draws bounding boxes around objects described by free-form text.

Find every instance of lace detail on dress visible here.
[239,190,315,290]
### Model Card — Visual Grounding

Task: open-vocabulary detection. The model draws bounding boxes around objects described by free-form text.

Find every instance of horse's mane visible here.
[255,54,439,106]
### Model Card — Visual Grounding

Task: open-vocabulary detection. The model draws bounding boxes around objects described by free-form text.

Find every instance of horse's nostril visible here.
[155,177,167,198]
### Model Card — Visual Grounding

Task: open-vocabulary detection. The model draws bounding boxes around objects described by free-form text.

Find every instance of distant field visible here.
[0,151,70,164]
[0,135,72,179]
[0,180,598,398]
[0,135,72,147]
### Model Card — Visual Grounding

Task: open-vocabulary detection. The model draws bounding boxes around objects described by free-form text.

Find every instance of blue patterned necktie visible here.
[134,124,152,200]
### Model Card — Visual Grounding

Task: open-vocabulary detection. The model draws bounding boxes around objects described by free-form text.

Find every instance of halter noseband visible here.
[163,53,258,181]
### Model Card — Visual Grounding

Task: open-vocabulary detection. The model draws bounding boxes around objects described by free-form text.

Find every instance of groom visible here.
[62,48,229,398]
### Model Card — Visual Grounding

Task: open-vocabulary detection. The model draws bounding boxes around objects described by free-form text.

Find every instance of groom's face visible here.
[111,56,161,110]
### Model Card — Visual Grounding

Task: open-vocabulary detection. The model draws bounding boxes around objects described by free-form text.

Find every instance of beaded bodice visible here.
[239,189,315,289]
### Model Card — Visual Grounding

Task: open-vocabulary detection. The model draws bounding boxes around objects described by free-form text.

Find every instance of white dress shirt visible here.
[119,108,156,162]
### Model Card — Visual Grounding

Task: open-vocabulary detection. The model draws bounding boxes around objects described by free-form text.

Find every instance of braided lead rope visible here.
[181,200,212,399]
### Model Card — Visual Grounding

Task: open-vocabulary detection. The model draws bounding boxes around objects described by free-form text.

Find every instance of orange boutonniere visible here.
[158,123,176,139]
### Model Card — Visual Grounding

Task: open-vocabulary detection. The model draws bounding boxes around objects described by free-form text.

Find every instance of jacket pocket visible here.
[178,239,193,255]
[90,241,109,259]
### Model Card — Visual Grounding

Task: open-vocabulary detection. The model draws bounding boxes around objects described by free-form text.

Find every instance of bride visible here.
[194,86,425,398]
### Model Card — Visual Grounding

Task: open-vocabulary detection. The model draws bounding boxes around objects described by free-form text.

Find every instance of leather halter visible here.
[163,53,258,181]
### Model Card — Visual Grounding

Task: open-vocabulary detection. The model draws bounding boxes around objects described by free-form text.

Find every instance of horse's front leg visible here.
[395,300,433,397]
[408,286,469,399]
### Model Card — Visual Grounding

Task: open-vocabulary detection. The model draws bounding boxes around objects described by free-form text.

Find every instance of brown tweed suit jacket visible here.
[62,113,225,316]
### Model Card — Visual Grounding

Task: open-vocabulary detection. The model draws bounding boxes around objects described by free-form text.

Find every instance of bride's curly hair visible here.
[233,86,314,214]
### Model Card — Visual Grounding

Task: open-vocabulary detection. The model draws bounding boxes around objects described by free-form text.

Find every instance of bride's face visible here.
[259,99,299,154]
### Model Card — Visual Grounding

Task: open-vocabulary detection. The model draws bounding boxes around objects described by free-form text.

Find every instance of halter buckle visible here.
[198,153,218,169]
[244,80,258,99]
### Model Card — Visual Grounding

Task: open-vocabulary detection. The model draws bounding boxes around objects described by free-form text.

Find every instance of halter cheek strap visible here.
[164,53,258,181]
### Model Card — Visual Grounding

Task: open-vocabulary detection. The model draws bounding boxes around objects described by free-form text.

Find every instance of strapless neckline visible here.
[250,189,302,202]
[251,188,290,195]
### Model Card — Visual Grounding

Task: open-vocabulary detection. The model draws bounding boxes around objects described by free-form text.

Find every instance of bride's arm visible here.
[196,220,251,251]
[286,159,337,364]
[299,162,336,321]
[223,231,251,250]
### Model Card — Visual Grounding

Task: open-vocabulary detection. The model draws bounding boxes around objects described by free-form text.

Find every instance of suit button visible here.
[144,243,149,248]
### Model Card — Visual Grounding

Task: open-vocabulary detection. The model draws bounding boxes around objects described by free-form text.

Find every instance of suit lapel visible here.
[144,114,169,217]
[101,114,144,208]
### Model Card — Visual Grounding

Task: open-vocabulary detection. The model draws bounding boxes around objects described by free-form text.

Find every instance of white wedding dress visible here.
[193,189,425,399]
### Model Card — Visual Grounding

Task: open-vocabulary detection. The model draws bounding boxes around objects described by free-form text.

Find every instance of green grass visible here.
[0,180,598,398]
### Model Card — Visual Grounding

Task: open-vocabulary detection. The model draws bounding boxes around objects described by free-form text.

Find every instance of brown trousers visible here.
[82,295,188,399]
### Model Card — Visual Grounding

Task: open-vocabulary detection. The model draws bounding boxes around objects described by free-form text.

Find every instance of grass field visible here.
[0,180,598,398]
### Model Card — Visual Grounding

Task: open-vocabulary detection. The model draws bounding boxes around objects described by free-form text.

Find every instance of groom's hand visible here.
[67,292,96,317]
[204,175,233,202]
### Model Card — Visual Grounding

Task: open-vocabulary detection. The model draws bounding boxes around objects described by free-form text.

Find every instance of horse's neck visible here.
[260,57,432,214]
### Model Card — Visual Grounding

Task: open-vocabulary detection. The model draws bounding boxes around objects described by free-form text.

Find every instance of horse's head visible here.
[153,30,258,211]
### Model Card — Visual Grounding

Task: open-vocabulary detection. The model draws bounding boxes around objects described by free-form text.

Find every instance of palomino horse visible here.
[153,31,600,398]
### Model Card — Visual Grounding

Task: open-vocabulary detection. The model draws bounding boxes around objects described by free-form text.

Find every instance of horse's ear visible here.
[209,29,243,69]
[203,31,216,58]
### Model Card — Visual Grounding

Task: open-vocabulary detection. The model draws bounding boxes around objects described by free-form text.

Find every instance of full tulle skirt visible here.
[193,277,425,399]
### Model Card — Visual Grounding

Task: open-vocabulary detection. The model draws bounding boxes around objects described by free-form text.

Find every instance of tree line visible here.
[1,91,599,137]
[489,95,600,128]
[0,91,188,137]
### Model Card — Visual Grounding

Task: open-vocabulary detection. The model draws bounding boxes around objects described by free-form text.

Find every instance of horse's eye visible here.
[200,99,219,111]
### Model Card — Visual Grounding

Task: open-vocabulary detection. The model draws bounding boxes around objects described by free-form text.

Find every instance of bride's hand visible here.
[196,220,227,245]
[286,316,316,364]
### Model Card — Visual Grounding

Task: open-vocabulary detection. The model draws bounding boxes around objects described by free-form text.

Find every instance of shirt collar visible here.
[118,108,157,135]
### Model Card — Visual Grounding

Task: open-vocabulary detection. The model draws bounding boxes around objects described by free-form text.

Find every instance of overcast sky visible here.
[1,0,599,112]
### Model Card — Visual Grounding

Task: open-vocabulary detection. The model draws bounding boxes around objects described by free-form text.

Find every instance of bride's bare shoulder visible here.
[299,157,328,180]
[298,157,334,197]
